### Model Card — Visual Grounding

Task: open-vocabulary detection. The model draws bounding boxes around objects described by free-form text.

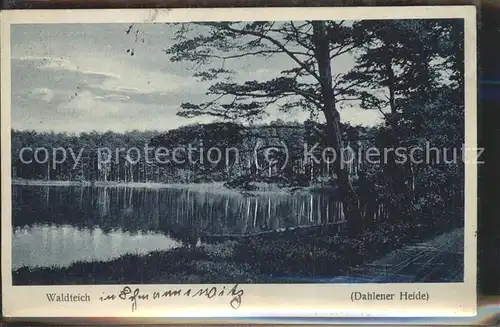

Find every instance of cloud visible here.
[10,23,379,133]
[53,55,200,96]
[18,56,121,80]
[95,94,131,101]
[57,90,122,117]
[339,106,385,127]
[12,58,118,96]
[30,88,55,103]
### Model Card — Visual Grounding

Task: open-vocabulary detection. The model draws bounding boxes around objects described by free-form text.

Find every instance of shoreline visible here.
[11,179,336,195]
[12,223,461,285]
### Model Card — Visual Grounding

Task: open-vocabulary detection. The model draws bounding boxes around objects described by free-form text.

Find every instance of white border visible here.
[1,6,477,318]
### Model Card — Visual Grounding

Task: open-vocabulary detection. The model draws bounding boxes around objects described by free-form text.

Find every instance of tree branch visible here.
[224,25,323,84]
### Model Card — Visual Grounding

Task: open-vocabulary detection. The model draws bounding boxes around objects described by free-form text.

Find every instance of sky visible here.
[11,23,385,133]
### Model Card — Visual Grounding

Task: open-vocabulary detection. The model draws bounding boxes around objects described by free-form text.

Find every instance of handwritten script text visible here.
[99,284,244,312]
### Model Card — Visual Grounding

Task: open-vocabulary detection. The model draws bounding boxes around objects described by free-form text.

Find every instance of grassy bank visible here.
[12,222,458,285]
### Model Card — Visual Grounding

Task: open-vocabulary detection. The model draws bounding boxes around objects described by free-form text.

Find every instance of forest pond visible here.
[12,184,343,269]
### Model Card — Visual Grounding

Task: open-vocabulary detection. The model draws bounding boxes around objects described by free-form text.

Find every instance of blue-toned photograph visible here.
[11,19,466,285]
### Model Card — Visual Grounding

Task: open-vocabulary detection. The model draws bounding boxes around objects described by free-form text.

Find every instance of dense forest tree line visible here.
[11,120,370,185]
[12,130,162,183]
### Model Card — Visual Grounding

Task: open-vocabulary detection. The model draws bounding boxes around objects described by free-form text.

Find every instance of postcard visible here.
[1,6,477,319]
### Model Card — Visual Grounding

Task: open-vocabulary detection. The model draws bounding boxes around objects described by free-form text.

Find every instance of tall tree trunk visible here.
[386,61,397,115]
[384,62,413,223]
[312,21,363,236]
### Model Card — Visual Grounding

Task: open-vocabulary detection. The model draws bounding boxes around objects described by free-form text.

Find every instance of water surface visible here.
[12,184,342,269]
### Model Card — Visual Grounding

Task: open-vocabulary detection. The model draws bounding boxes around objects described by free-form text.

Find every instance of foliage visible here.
[163,19,466,235]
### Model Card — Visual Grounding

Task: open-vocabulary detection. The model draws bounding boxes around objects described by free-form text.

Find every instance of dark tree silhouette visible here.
[164,20,367,235]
